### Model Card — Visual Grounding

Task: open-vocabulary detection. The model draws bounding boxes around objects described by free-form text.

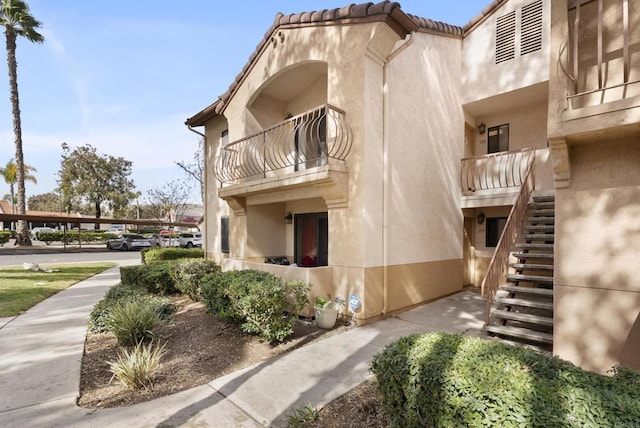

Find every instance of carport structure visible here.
[0,213,198,249]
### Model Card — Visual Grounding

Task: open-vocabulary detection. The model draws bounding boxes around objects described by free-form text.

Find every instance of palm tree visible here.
[0,0,44,245]
[0,158,37,212]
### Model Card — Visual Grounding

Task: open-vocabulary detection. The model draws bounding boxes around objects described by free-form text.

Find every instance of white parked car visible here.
[149,234,180,248]
[30,227,55,240]
[178,232,202,248]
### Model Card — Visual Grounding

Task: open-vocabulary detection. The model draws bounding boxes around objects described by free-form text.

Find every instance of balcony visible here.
[565,0,639,114]
[215,105,352,185]
[461,148,536,192]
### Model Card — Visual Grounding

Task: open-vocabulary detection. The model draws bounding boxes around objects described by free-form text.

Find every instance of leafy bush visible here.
[120,263,179,295]
[227,270,310,343]
[0,231,10,246]
[89,283,173,334]
[170,259,220,300]
[105,299,161,345]
[108,341,166,389]
[371,332,640,427]
[141,247,204,264]
[200,271,244,323]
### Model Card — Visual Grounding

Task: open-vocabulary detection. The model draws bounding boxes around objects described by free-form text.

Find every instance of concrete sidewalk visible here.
[0,263,486,427]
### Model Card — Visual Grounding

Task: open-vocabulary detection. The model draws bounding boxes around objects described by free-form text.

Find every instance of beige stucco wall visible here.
[554,138,640,373]
[462,0,550,104]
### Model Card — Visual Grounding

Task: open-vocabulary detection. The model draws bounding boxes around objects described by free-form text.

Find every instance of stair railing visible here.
[481,153,536,324]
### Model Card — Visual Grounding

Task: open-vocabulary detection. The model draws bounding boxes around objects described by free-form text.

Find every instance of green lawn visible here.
[0,263,116,317]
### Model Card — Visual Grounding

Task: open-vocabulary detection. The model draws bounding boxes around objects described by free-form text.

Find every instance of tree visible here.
[1,0,44,245]
[145,180,190,225]
[175,138,204,203]
[58,143,137,227]
[0,158,36,212]
[27,191,60,212]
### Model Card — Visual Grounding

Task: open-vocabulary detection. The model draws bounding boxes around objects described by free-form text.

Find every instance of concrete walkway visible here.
[0,263,486,427]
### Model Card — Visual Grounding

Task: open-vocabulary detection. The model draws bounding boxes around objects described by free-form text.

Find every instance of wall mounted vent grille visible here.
[496,11,516,64]
[521,0,543,55]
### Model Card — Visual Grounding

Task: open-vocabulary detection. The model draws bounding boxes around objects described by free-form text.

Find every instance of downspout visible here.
[381,32,414,316]
[187,125,207,253]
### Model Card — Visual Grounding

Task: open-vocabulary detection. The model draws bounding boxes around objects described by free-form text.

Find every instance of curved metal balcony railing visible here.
[215,104,352,185]
[460,148,536,192]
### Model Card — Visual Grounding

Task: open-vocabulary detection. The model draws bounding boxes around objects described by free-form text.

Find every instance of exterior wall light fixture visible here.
[477,212,485,224]
[478,122,486,134]
[284,212,293,224]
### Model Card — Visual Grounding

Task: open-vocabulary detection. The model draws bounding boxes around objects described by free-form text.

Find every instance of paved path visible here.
[0,262,486,427]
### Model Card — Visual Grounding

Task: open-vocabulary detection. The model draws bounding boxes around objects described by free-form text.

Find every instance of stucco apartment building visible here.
[186,0,639,373]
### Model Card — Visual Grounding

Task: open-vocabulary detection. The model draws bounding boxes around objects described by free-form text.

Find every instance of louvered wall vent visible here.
[495,0,544,64]
[521,0,543,55]
[496,11,516,64]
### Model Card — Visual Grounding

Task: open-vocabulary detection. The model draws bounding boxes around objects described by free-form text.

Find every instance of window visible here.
[486,217,507,247]
[221,216,229,253]
[221,129,229,146]
[488,124,509,154]
[294,212,328,267]
[294,107,327,171]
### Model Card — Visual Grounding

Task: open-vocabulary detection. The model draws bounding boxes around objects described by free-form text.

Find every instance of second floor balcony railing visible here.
[461,148,536,193]
[215,104,352,185]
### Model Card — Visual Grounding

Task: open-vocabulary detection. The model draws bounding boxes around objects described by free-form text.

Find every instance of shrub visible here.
[120,263,179,295]
[106,299,161,345]
[108,341,166,389]
[0,231,10,246]
[170,259,220,300]
[200,271,244,323]
[226,270,310,343]
[89,283,173,335]
[371,332,640,427]
[142,247,204,265]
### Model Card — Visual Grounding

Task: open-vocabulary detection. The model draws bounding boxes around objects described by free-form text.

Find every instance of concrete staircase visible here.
[486,194,555,352]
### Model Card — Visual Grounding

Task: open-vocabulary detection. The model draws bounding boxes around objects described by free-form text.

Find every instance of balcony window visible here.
[294,212,328,267]
[488,124,509,154]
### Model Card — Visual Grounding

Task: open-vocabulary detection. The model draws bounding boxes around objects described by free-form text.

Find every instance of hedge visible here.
[0,231,10,246]
[170,259,220,300]
[37,230,116,244]
[370,332,640,427]
[200,270,310,343]
[141,247,204,264]
[120,263,179,295]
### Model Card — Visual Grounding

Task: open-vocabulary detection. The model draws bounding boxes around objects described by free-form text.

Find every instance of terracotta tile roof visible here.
[462,0,510,33]
[185,0,508,127]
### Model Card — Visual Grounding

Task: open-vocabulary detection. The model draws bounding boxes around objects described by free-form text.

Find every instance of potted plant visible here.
[313,296,344,329]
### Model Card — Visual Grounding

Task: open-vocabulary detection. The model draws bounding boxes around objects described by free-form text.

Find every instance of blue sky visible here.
[0,0,489,205]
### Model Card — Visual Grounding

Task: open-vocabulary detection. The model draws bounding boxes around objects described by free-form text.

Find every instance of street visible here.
[0,245,141,267]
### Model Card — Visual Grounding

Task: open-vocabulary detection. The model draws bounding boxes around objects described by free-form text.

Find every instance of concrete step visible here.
[523,225,555,232]
[486,325,553,344]
[529,201,555,209]
[513,252,555,260]
[501,284,554,295]
[491,309,554,326]
[533,194,555,203]
[495,297,554,310]
[506,274,554,285]
[510,263,554,271]
[526,216,555,224]
[516,243,554,250]
[521,234,555,242]
[528,208,555,216]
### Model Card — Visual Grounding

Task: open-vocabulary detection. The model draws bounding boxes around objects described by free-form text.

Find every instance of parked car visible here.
[178,232,202,248]
[106,233,152,251]
[148,234,180,248]
[30,227,54,240]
